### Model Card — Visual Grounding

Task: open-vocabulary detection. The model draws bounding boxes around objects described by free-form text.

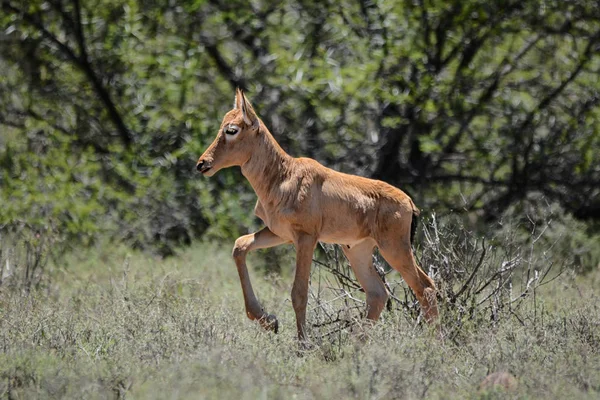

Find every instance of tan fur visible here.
[197,89,438,340]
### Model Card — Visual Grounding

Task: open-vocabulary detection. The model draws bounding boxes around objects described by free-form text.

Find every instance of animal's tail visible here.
[409,199,420,245]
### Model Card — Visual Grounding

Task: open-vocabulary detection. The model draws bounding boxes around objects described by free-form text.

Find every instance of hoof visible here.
[259,314,279,333]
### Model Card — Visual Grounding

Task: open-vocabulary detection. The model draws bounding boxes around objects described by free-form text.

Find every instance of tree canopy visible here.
[1,0,599,254]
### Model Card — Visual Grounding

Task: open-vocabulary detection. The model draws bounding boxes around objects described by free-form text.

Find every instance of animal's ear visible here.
[234,87,244,110]
[240,90,258,128]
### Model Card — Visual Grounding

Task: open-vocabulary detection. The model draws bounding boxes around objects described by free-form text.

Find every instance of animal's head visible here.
[196,88,260,176]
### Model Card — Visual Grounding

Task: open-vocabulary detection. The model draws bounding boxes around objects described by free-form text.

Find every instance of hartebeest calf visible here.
[197,89,438,340]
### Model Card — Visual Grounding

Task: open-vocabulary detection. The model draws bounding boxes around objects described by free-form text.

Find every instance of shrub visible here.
[306,211,573,344]
[0,221,61,293]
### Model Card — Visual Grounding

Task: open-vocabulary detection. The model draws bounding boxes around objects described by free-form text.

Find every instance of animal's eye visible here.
[224,126,239,135]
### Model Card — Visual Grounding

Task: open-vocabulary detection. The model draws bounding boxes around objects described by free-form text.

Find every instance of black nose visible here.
[196,160,205,172]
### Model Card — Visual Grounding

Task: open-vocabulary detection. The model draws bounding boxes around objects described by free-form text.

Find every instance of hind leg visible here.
[341,239,388,321]
[378,239,438,323]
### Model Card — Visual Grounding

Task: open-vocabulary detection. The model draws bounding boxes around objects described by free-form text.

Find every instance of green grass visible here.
[1,241,599,399]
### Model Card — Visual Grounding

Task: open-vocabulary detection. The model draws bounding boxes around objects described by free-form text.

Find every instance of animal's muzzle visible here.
[196,160,212,174]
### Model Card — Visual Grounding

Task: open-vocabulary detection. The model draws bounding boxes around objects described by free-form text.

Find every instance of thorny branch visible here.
[305,214,564,343]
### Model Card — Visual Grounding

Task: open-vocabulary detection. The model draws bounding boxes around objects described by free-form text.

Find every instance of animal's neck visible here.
[241,122,293,201]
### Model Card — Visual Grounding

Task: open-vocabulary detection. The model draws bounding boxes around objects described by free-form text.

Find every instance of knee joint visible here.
[232,239,248,262]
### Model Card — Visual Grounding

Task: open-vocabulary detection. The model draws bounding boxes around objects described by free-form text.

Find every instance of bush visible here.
[305,210,582,345]
[0,222,61,293]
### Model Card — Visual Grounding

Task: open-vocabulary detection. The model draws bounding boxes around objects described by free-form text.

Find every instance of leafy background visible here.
[1,0,598,256]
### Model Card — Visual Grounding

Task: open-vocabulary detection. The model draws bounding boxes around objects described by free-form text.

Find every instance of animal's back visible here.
[292,158,418,245]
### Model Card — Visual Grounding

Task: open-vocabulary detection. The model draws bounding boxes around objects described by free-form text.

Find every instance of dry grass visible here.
[0,228,599,399]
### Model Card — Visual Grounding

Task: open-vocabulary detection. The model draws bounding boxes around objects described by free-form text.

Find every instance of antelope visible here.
[196,89,439,341]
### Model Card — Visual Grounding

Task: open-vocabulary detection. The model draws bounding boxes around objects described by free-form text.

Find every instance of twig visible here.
[453,239,486,301]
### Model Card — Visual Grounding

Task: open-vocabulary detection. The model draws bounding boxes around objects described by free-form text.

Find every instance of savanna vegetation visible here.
[1,225,599,399]
[1,0,599,398]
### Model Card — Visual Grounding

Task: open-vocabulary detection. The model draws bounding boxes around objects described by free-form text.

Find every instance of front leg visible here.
[233,227,287,332]
[291,233,318,342]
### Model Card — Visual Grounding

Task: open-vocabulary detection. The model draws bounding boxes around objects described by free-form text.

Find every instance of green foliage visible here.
[1,0,599,254]
[498,200,600,274]
[1,133,105,243]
